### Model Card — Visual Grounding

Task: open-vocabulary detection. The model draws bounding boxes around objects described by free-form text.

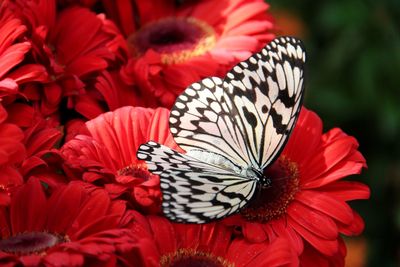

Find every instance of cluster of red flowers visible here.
[0,0,369,266]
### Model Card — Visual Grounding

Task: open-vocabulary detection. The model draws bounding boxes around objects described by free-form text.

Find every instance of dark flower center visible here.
[118,163,154,180]
[129,17,216,64]
[0,232,66,255]
[241,156,299,223]
[160,249,233,267]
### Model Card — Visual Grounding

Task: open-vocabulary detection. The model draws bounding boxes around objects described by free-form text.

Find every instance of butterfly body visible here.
[137,36,306,223]
[186,149,265,183]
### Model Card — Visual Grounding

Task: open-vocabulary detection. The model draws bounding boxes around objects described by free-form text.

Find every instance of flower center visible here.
[129,17,216,64]
[241,156,299,223]
[0,232,66,255]
[160,248,233,267]
[117,163,154,180]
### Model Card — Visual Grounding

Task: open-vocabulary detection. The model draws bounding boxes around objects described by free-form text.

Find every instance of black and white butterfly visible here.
[137,36,306,223]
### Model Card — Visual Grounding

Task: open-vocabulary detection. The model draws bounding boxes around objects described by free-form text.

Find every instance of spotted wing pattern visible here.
[137,142,257,223]
[170,36,306,170]
[224,36,306,169]
[169,77,252,168]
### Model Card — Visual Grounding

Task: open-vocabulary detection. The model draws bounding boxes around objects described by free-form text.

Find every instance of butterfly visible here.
[137,36,306,223]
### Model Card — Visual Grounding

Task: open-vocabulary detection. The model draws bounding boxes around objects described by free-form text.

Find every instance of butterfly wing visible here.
[170,36,306,170]
[224,36,306,169]
[170,77,252,168]
[137,141,257,223]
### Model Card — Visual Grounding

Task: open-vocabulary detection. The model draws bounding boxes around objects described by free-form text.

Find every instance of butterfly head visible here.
[249,167,272,189]
[260,176,272,189]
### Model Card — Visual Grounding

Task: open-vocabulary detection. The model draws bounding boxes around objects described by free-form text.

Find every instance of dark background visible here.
[269,0,400,266]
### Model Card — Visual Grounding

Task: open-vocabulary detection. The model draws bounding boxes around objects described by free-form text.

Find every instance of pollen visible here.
[0,232,66,255]
[129,17,216,65]
[117,162,153,180]
[160,248,233,267]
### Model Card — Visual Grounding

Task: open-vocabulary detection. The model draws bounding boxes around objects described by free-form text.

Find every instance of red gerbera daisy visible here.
[0,104,25,206]
[11,0,127,118]
[0,178,138,266]
[105,0,274,107]
[129,213,298,267]
[1,100,66,190]
[224,107,370,258]
[61,106,179,213]
[74,71,144,120]
[0,0,47,102]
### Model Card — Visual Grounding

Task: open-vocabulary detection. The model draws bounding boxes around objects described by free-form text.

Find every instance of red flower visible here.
[224,108,370,258]
[0,178,138,266]
[105,0,274,107]
[0,104,25,206]
[0,0,47,102]
[12,0,127,118]
[61,106,179,213]
[74,71,144,120]
[19,118,66,189]
[129,214,298,267]
[3,101,65,187]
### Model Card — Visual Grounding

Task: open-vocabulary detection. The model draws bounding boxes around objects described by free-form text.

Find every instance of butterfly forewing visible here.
[169,77,251,168]
[223,36,305,169]
[137,142,257,223]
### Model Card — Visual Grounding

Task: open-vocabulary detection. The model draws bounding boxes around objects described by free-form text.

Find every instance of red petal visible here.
[5,103,35,127]
[295,190,354,225]
[147,215,177,255]
[322,181,370,201]
[147,108,178,149]
[174,223,201,249]
[71,214,120,239]
[72,187,111,231]
[44,251,84,266]
[252,238,299,267]
[288,201,338,240]
[225,21,273,36]
[284,108,323,164]
[186,0,230,26]
[24,123,61,157]
[224,2,269,32]
[74,95,105,119]
[271,219,304,254]
[226,238,261,266]
[86,106,151,168]
[0,78,17,96]
[46,183,84,233]
[10,178,46,233]
[200,224,231,256]
[304,136,358,182]
[19,254,42,266]
[215,36,258,52]
[242,221,268,242]
[0,42,30,78]
[303,160,364,188]
[9,64,48,83]
[288,217,339,256]
[338,211,365,236]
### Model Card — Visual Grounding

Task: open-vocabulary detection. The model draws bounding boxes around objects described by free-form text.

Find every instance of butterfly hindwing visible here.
[137,141,257,223]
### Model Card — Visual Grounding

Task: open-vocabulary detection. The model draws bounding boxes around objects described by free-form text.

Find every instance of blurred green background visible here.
[269,0,400,266]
